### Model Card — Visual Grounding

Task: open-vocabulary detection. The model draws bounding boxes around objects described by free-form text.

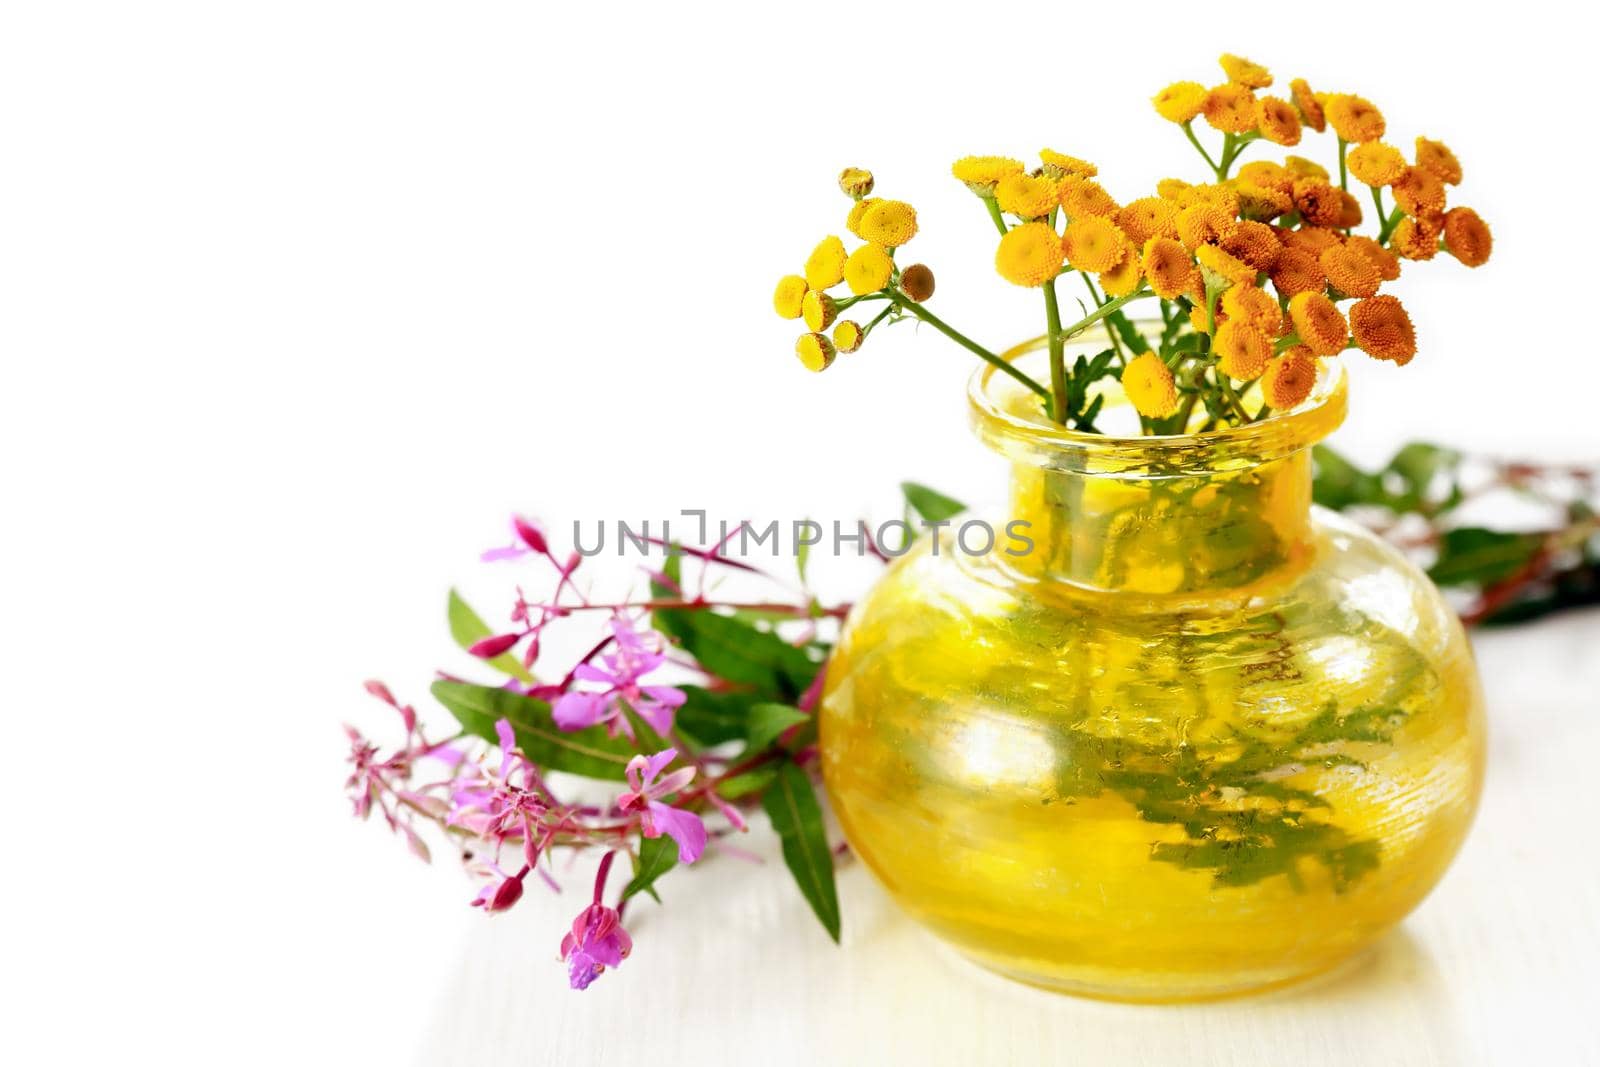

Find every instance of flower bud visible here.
[898,264,935,302]
[801,290,837,332]
[468,632,522,659]
[833,320,863,354]
[795,333,836,372]
[837,167,874,200]
[513,516,548,554]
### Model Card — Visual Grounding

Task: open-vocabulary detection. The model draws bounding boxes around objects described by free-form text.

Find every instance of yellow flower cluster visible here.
[772,168,939,371]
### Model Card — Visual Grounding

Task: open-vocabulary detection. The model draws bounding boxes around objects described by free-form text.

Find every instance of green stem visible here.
[886,291,1051,403]
[1370,186,1386,236]
[1059,287,1153,342]
[835,293,889,312]
[1080,273,1126,365]
[1337,137,1349,193]
[1182,122,1223,180]
[983,196,1008,236]
[859,304,895,338]
[1378,205,1405,245]
[1042,280,1068,424]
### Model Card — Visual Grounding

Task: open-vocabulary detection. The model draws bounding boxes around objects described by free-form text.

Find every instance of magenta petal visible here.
[552,691,607,730]
[469,632,522,658]
[648,801,707,864]
[642,685,686,709]
[513,516,549,554]
[480,544,530,563]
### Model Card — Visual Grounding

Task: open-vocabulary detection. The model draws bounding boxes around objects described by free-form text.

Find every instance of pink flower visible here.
[561,902,633,990]
[552,616,685,737]
[448,719,549,874]
[481,516,549,562]
[618,749,706,864]
[472,868,526,913]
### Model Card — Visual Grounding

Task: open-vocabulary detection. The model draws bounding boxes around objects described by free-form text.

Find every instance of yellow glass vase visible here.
[819,340,1486,1001]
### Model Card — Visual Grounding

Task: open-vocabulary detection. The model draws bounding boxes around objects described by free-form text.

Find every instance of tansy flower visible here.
[1324,93,1386,143]
[1180,183,1240,216]
[994,222,1063,287]
[1234,180,1293,221]
[1349,294,1416,364]
[1392,166,1446,218]
[899,263,936,301]
[1202,83,1257,134]
[1293,178,1345,227]
[1221,220,1282,273]
[1039,149,1097,179]
[1442,207,1493,267]
[1118,197,1180,244]
[1416,137,1463,185]
[1284,155,1330,181]
[1346,235,1401,281]
[1219,53,1273,89]
[1289,292,1349,356]
[1222,284,1284,334]
[773,275,808,319]
[1390,214,1442,261]
[1320,243,1381,298]
[802,290,837,331]
[1256,96,1302,146]
[1123,352,1180,418]
[859,200,918,247]
[833,320,863,353]
[846,197,879,239]
[1279,225,1342,254]
[1142,236,1198,300]
[795,332,836,372]
[1156,177,1192,201]
[1214,321,1272,380]
[1289,78,1326,132]
[1190,304,1213,334]
[1336,190,1364,229]
[1262,347,1319,410]
[1153,81,1207,124]
[1063,216,1129,273]
[844,243,894,294]
[1270,247,1325,297]
[1196,243,1256,288]
[1347,141,1406,186]
[1238,161,1295,194]
[837,167,874,199]
[1176,202,1235,250]
[952,155,1025,195]
[1098,249,1143,298]
[996,173,1060,219]
[1059,175,1119,218]
[804,236,848,290]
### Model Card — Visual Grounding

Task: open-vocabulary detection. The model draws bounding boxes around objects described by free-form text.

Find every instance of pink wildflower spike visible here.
[549,615,686,737]
[364,680,397,705]
[473,869,526,913]
[618,748,707,864]
[707,791,749,832]
[513,516,549,555]
[468,632,522,659]
[560,853,631,990]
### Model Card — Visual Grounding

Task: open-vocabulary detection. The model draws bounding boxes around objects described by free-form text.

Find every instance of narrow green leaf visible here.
[653,609,819,700]
[900,482,966,523]
[430,680,635,780]
[675,686,762,746]
[619,702,670,754]
[746,702,809,753]
[762,761,841,942]
[1428,527,1542,587]
[622,832,678,903]
[716,766,777,800]
[447,589,535,684]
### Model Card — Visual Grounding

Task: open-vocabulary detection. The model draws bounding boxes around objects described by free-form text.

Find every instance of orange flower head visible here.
[1196,243,1257,288]
[1320,243,1381,298]
[1256,96,1302,146]
[1269,247,1325,298]
[1176,202,1236,250]
[994,222,1064,287]
[1416,137,1463,185]
[1336,190,1364,229]
[1219,53,1273,89]
[1220,220,1283,273]
[1142,237,1198,300]
[1346,235,1401,281]
[1390,215,1442,261]
[1098,248,1143,298]
[1262,347,1319,410]
[1156,177,1192,201]
[858,199,918,248]
[1059,175,1119,218]
[1238,161,1295,195]
[1214,320,1272,380]
[1279,225,1342,254]
[1153,81,1207,124]
[1180,182,1240,216]
[1234,180,1293,221]
[1221,283,1284,334]
[1393,166,1447,218]
[1202,83,1258,134]
[1289,78,1325,132]
[1442,207,1493,267]
[1350,294,1416,365]
[1123,352,1180,419]
[1284,155,1331,181]
[1324,94,1386,143]
[1039,149,1097,179]
[1347,141,1406,186]
[1293,178,1345,227]
[995,173,1060,220]
[1118,197,1180,244]
[1289,292,1349,356]
[1190,304,1213,334]
[1063,216,1129,273]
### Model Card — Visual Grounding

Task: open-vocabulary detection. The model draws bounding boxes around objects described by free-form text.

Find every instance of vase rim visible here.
[968,330,1347,473]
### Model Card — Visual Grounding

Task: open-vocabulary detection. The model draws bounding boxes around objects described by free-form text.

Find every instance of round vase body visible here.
[819,350,1486,1001]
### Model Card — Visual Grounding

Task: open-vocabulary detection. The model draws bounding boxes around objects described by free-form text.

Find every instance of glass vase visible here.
[818,340,1486,1001]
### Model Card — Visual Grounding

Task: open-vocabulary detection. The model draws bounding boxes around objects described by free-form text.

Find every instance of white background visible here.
[3,3,1598,1065]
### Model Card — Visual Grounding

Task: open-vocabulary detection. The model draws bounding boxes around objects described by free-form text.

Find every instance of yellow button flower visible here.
[1196,243,1256,288]
[846,197,879,239]
[1284,155,1330,181]
[1098,249,1143,298]
[1288,292,1349,356]
[1118,198,1180,245]
[1255,96,1302,146]
[994,222,1064,287]
[1347,141,1405,186]
[1324,93,1385,143]
[802,290,837,332]
[1269,248,1325,298]
[1220,220,1283,273]
[1349,294,1416,365]
[773,275,808,319]
[1262,347,1318,410]
[1142,237,1198,300]
[1390,215,1441,261]
[837,167,875,199]
[952,155,1025,195]
[1202,83,1257,134]
[1293,178,1344,227]
[1442,207,1492,267]
[1320,244,1381,299]
[843,243,894,295]
[1214,320,1271,380]
[1063,216,1129,273]
[1123,352,1180,418]
[1039,149,1097,179]
[1416,137,1463,185]
[858,200,918,247]
[995,173,1059,220]
[1152,81,1207,124]
[1346,235,1401,281]
[1392,166,1447,218]
[1058,175,1119,218]
[1221,284,1283,334]
[795,332,836,372]
[1289,79,1325,132]
[804,236,848,290]
[833,320,863,353]
[1219,53,1273,89]
[1175,202,1235,250]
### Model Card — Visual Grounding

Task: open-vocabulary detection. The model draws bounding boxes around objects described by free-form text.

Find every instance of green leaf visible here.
[900,482,966,523]
[447,589,535,684]
[746,702,809,753]
[796,520,813,585]
[1428,527,1542,587]
[761,761,841,942]
[429,680,635,780]
[653,608,819,700]
[622,832,678,903]
[716,765,777,799]
[675,686,762,746]
[1311,445,1374,511]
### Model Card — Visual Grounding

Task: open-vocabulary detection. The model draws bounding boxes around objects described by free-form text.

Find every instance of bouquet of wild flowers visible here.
[774,53,1492,433]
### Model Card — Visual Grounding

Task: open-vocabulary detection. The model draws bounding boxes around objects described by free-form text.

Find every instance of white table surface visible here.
[411,611,1600,1067]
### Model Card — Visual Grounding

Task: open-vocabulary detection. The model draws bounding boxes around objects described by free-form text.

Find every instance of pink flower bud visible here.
[364,680,397,705]
[482,875,524,913]
[468,632,522,659]
[513,516,549,554]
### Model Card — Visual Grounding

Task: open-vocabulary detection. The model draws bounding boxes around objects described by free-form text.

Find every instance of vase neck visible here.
[1006,449,1315,594]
